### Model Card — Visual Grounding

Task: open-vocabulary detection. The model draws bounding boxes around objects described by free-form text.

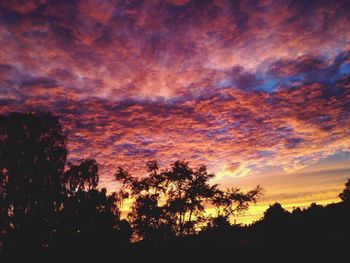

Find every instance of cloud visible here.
[0,0,350,189]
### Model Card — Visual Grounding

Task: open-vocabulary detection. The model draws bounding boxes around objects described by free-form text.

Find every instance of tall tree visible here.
[0,112,130,253]
[0,112,67,249]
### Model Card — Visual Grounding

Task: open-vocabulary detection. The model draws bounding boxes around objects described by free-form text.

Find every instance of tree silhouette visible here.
[64,158,99,195]
[128,194,173,241]
[263,202,289,222]
[115,160,217,239]
[115,163,172,241]
[115,160,263,241]
[210,185,263,227]
[162,161,216,236]
[339,178,350,203]
[0,112,130,255]
[0,112,67,251]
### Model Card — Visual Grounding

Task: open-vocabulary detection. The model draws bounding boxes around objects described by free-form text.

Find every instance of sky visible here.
[1,0,350,223]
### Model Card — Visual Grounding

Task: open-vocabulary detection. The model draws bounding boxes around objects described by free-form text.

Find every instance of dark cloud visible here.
[20,77,57,88]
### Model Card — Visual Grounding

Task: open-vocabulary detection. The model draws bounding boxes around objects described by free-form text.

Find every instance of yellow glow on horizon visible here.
[116,156,350,228]
[235,196,342,225]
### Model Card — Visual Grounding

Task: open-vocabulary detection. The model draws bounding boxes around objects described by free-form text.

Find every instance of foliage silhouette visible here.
[1,112,349,262]
[115,160,263,241]
[263,202,289,223]
[0,112,131,259]
[339,178,350,203]
[0,112,67,252]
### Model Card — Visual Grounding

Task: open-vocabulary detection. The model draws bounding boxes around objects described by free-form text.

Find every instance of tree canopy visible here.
[115,160,263,240]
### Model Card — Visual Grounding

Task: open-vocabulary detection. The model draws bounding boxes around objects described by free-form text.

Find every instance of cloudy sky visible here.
[1,0,350,222]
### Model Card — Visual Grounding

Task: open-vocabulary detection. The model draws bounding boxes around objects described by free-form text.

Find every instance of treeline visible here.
[132,198,350,261]
[0,112,261,257]
[0,112,349,261]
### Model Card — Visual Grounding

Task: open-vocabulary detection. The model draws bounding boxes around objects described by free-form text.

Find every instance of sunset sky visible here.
[1,0,350,223]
